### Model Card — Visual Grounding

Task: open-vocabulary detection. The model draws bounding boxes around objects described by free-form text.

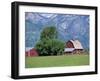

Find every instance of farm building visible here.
[64,40,84,54]
[25,47,38,57]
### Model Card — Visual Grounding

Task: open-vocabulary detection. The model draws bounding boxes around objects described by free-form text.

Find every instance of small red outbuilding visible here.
[26,48,38,57]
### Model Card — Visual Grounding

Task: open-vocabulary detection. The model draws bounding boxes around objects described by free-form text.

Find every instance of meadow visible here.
[25,54,89,68]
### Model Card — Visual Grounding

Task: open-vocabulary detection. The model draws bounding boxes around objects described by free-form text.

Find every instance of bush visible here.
[35,39,64,56]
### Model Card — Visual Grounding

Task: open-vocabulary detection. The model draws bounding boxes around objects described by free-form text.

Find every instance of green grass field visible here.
[25,54,89,68]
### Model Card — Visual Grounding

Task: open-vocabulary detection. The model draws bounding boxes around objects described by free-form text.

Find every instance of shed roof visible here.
[70,40,83,49]
[64,48,75,52]
[25,47,33,52]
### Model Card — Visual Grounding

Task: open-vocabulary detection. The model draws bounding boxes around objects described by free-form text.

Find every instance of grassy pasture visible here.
[25,54,89,68]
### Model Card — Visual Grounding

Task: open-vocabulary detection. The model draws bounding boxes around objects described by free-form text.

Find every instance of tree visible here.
[40,26,57,40]
[35,26,64,56]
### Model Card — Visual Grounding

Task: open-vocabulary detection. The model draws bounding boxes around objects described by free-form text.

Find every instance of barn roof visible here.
[25,47,33,51]
[64,48,75,52]
[70,40,83,49]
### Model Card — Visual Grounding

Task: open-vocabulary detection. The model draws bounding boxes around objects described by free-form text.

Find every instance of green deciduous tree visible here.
[35,26,64,56]
[40,26,57,40]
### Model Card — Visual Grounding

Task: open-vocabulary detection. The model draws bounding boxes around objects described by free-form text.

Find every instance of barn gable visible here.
[65,40,84,54]
[70,40,83,49]
[66,41,74,48]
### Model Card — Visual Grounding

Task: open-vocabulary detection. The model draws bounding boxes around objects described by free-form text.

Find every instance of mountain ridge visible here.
[25,12,89,49]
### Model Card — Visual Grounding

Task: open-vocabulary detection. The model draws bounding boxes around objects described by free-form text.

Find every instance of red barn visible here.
[64,40,84,54]
[26,48,38,57]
